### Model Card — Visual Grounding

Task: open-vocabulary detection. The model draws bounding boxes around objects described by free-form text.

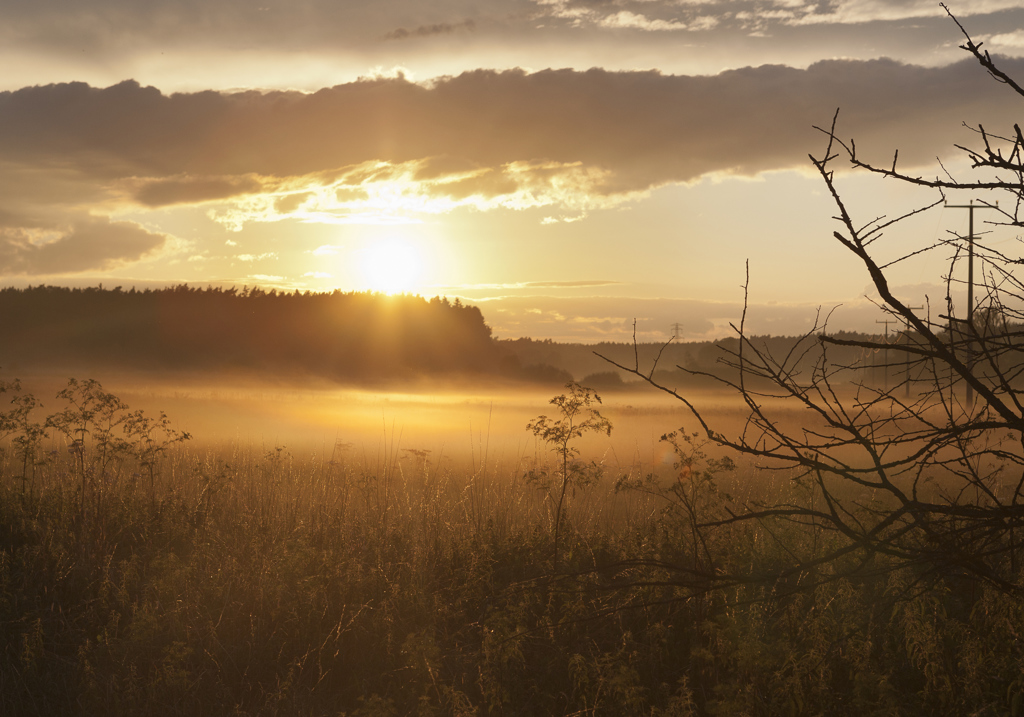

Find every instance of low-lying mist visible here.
[14,369,763,470]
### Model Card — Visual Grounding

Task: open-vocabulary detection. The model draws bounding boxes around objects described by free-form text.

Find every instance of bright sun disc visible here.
[360,238,422,294]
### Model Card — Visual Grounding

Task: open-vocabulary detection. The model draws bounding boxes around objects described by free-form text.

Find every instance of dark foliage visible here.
[0,285,498,381]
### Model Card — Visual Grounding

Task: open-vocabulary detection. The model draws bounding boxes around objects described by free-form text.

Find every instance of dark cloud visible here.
[0,217,167,275]
[10,59,1024,177]
[384,19,475,41]
[0,56,1021,217]
[135,175,264,206]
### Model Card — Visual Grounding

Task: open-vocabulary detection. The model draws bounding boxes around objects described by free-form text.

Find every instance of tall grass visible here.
[2,380,1023,715]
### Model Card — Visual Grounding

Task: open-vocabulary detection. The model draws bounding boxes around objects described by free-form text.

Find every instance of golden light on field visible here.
[359,237,423,294]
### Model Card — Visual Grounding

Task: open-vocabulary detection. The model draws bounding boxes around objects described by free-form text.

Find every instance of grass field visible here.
[2,374,1023,715]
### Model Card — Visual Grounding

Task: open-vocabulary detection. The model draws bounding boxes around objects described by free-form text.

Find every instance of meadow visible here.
[2,373,1023,716]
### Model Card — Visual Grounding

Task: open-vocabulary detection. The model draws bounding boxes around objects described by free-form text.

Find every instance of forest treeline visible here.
[0,284,913,386]
[500,331,886,389]
[0,285,498,381]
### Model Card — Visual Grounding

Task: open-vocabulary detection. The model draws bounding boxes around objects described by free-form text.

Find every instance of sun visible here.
[359,237,423,294]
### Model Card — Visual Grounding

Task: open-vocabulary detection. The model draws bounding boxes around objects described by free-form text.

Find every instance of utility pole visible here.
[876,318,896,389]
[899,306,923,397]
[945,200,998,407]
[670,322,684,341]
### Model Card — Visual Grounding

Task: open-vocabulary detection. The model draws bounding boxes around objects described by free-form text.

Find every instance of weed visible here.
[526,381,612,571]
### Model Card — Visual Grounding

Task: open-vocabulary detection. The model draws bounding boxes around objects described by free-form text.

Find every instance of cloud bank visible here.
[0,56,1020,273]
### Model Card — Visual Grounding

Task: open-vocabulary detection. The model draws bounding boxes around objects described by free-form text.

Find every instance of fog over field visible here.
[18,370,710,465]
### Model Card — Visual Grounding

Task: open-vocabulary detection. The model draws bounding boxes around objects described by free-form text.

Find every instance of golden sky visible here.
[2,1,1024,341]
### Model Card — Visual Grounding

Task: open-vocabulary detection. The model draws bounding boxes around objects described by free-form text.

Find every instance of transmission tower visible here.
[945,200,999,406]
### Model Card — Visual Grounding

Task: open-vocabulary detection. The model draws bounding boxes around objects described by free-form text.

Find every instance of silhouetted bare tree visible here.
[602,6,1024,596]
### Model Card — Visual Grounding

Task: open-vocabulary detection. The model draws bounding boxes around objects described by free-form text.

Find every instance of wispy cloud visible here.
[310,245,342,256]
[235,252,278,262]
[383,19,476,41]
[533,0,1024,32]
[598,11,693,32]
[786,0,1023,26]
[522,280,624,288]
[478,293,910,342]
[444,280,624,291]
[989,29,1024,50]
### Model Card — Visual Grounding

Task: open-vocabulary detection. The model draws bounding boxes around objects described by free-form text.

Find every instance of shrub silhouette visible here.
[527,381,612,570]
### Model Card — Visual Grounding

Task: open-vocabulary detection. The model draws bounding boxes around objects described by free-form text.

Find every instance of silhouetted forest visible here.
[499,331,887,389]
[0,284,924,388]
[0,285,498,381]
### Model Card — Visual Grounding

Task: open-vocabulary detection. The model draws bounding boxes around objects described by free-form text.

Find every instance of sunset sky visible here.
[3,0,1024,342]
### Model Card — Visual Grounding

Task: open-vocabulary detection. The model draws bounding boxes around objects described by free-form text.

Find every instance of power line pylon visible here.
[876,318,896,390]
[945,200,999,407]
